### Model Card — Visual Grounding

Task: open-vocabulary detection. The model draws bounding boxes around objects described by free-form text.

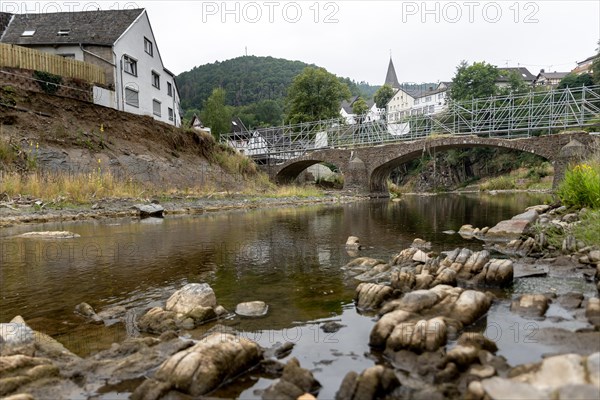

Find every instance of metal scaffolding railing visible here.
[220,85,600,164]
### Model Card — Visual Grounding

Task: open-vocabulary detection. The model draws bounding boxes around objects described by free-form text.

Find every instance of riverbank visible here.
[0,192,367,228]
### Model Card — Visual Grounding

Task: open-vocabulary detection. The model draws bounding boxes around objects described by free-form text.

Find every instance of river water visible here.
[3,192,590,398]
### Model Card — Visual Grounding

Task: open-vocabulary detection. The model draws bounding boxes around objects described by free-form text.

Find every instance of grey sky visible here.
[6,1,600,85]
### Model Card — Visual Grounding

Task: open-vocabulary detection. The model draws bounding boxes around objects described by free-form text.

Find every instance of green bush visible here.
[557,161,600,209]
[33,71,62,95]
[480,176,516,191]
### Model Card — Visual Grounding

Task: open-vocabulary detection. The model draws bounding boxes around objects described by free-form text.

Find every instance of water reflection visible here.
[1,193,553,328]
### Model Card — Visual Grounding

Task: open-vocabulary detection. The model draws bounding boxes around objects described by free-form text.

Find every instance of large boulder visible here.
[510,294,550,318]
[133,204,164,218]
[370,286,492,352]
[132,333,262,399]
[472,259,513,287]
[586,298,600,328]
[235,301,268,317]
[355,283,394,311]
[335,365,399,400]
[262,358,321,400]
[165,283,217,315]
[485,209,538,241]
[474,353,600,399]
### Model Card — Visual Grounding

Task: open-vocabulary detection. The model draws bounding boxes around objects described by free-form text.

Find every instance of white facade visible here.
[112,11,181,127]
[386,88,415,122]
[386,84,449,121]
[412,88,448,116]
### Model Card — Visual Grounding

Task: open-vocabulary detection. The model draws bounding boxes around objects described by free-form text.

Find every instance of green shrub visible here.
[480,176,516,191]
[33,71,62,95]
[557,161,600,209]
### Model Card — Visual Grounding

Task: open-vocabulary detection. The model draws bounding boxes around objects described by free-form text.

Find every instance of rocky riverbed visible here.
[1,201,599,399]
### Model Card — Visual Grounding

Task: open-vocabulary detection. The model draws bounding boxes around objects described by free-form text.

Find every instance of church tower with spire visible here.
[384,57,400,89]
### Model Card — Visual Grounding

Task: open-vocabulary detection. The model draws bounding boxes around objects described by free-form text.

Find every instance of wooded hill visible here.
[176,55,379,127]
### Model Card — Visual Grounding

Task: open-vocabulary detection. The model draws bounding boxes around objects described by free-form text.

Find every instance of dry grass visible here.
[0,170,145,203]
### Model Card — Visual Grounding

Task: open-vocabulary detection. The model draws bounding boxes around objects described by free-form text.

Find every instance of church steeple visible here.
[384,57,400,89]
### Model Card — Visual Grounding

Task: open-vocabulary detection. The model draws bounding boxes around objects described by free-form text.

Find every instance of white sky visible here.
[5,1,600,84]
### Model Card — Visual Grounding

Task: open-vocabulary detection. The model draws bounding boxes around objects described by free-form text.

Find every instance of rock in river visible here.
[16,231,80,239]
[485,209,538,241]
[132,333,262,399]
[165,283,217,314]
[133,203,164,218]
[236,301,269,317]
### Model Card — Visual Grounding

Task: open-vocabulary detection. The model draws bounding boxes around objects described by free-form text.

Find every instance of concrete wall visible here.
[82,45,115,87]
[93,85,117,109]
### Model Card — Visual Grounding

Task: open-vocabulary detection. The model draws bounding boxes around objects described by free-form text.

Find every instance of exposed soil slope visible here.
[0,85,258,191]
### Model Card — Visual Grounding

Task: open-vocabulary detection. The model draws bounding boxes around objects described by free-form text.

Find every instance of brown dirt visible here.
[0,85,257,189]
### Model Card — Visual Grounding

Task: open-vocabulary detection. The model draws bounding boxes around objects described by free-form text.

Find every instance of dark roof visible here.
[538,71,569,79]
[577,54,598,65]
[0,9,143,46]
[0,12,12,38]
[384,58,400,89]
[340,95,360,113]
[414,87,448,99]
[497,67,536,82]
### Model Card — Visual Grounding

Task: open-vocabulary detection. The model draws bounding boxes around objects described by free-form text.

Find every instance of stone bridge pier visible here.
[267,132,595,197]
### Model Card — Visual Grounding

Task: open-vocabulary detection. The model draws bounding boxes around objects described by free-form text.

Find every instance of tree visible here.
[285,67,351,124]
[592,40,600,85]
[374,84,395,109]
[558,73,594,89]
[450,61,500,101]
[499,69,528,95]
[200,88,232,140]
[352,97,369,115]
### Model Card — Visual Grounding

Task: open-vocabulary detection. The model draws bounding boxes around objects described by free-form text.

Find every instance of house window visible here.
[144,37,153,56]
[59,53,75,59]
[415,99,419,105]
[21,30,35,37]
[123,55,137,76]
[438,93,443,99]
[153,99,161,117]
[152,71,160,89]
[167,82,173,97]
[125,87,139,108]
[168,107,174,121]
[426,96,432,102]
[57,29,70,36]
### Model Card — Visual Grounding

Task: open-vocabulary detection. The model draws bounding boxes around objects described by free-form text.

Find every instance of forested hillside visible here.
[176,56,378,128]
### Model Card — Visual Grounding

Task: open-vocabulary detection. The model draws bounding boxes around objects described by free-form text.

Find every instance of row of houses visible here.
[0,8,182,127]
[342,55,597,124]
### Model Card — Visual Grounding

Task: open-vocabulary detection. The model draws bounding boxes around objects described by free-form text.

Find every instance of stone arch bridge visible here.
[268,132,595,197]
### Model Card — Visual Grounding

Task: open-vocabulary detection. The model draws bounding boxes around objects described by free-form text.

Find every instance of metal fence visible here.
[221,85,600,164]
[0,43,106,84]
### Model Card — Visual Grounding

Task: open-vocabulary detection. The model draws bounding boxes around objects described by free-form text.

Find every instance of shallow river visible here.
[3,192,595,398]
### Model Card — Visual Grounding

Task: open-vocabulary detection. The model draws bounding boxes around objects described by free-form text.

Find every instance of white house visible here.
[339,96,381,124]
[0,9,181,127]
[532,70,569,87]
[572,54,597,75]
[411,83,449,115]
[386,87,415,122]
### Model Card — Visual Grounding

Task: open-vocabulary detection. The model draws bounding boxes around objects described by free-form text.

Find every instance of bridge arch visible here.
[276,159,333,184]
[367,135,577,194]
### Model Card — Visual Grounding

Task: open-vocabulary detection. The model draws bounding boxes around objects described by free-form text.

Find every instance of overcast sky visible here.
[6,1,600,84]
